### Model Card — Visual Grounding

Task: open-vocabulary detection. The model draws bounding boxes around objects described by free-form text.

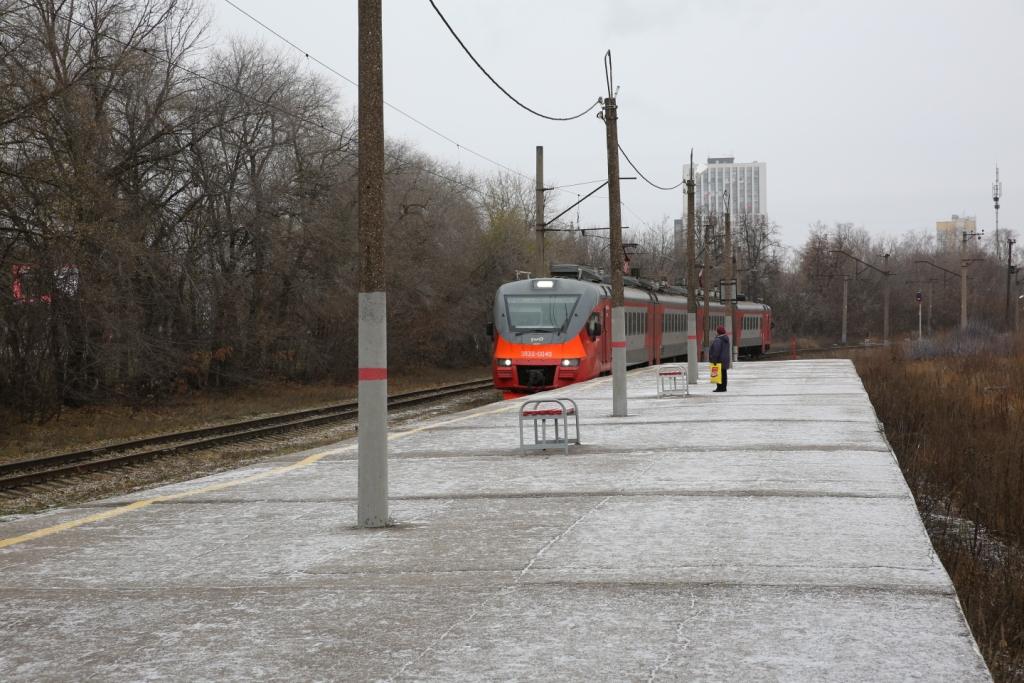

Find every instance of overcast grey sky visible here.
[213,0,1024,249]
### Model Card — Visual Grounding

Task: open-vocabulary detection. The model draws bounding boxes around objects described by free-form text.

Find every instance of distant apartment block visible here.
[681,157,767,231]
[936,214,976,250]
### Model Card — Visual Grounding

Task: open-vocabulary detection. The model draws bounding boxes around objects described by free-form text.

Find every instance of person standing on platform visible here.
[709,324,731,393]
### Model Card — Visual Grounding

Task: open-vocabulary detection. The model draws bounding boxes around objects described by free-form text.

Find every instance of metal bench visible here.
[657,364,689,398]
[519,398,580,454]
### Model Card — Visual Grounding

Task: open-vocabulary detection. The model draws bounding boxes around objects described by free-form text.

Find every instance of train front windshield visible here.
[505,295,579,332]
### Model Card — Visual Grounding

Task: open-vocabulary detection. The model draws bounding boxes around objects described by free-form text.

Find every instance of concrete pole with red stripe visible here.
[357,0,388,528]
[603,85,627,417]
[685,153,698,384]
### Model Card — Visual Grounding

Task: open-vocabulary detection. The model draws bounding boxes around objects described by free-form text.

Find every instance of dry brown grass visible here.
[854,337,1024,681]
[0,366,488,464]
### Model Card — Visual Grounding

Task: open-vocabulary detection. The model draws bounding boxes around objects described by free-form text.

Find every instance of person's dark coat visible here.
[709,333,731,369]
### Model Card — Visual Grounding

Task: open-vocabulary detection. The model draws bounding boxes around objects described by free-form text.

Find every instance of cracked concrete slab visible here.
[0,360,990,680]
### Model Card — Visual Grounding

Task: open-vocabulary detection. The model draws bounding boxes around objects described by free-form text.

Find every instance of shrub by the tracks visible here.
[855,334,1024,681]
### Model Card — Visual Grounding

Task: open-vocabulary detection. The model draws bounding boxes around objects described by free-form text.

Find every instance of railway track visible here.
[0,378,496,493]
[759,344,881,359]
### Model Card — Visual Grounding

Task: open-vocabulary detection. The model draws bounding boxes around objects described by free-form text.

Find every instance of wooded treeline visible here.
[1,0,1017,422]
[769,222,1019,344]
[0,0,609,419]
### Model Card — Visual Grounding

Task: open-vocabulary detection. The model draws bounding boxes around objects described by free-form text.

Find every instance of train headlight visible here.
[560,358,580,367]
[496,358,513,367]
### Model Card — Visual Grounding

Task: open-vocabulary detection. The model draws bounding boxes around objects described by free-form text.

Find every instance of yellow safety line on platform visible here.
[0,402,514,550]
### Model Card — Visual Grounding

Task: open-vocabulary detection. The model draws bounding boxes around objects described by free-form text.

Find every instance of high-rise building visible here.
[681,157,767,232]
[936,214,975,251]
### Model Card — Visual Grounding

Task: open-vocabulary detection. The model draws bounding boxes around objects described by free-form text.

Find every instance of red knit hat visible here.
[716,325,726,335]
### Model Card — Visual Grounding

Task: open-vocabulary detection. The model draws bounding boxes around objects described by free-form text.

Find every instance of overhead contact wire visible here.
[618,143,684,191]
[222,0,532,185]
[222,1,604,199]
[427,0,600,122]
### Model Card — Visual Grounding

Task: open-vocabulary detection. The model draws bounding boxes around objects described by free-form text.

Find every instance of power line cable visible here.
[549,178,607,190]
[220,0,602,202]
[620,199,654,231]
[617,143,684,191]
[426,0,600,122]
[222,0,534,186]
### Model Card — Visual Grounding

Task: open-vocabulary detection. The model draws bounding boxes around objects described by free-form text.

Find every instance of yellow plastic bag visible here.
[710,363,722,385]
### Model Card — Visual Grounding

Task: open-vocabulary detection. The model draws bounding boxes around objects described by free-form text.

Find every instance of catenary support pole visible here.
[703,257,711,360]
[921,299,929,342]
[961,233,969,331]
[1006,237,1016,329]
[994,165,1002,261]
[357,0,388,528]
[535,146,546,277]
[841,274,848,345]
[602,62,626,416]
[882,253,890,345]
[685,151,698,384]
[1017,293,1021,334]
[724,190,736,364]
[928,280,934,336]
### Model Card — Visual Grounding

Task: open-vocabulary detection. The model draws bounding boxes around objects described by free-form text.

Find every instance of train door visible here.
[650,298,660,365]
[602,304,612,368]
[695,307,705,356]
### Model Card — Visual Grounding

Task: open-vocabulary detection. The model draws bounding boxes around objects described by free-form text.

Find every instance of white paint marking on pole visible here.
[611,305,627,416]
[725,315,736,366]
[357,291,389,527]
[687,315,698,384]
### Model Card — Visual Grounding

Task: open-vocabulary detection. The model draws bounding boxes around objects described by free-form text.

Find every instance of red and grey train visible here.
[490,264,771,396]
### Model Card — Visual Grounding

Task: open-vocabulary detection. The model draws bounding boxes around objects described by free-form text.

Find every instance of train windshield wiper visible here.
[557,303,571,334]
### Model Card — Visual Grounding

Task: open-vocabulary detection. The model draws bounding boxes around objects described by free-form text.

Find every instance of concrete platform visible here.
[0,360,991,681]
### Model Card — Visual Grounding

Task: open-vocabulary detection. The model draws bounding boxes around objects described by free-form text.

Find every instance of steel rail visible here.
[758,344,879,359]
[0,379,494,492]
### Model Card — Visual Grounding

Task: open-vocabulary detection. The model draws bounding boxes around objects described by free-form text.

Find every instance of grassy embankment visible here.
[853,336,1024,681]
